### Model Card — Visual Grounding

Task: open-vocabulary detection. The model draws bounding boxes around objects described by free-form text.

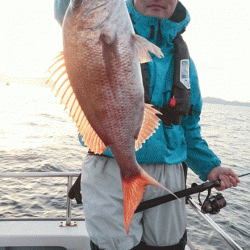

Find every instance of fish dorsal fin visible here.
[132,34,164,63]
[135,104,161,151]
[47,52,107,154]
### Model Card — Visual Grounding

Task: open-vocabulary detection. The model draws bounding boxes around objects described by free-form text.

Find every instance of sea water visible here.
[0,83,249,249]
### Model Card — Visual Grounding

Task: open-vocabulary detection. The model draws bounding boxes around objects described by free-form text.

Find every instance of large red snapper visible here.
[48,0,174,234]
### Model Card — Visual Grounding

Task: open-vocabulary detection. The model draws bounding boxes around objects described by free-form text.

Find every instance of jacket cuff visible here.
[185,158,221,181]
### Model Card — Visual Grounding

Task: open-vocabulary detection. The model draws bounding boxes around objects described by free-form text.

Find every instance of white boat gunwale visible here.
[0,172,243,250]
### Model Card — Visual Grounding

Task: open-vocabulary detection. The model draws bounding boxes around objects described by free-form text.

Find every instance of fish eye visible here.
[71,0,82,9]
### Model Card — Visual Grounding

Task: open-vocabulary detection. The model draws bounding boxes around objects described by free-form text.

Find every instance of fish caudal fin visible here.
[47,52,107,154]
[132,34,164,63]
[135,104,161,151]
[122,167,176,234]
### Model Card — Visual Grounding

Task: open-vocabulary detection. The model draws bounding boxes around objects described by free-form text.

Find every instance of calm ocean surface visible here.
[0,83,249,249]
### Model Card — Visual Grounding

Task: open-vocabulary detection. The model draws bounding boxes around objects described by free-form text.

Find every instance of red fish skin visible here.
[61,0,167,234]
[63,22,144,175]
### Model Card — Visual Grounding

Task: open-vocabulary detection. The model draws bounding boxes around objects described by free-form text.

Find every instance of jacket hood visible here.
[126,0,190,47]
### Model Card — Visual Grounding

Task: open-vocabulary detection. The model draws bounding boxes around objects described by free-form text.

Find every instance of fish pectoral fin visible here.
[135,104,161,151]
[47,52,107,155]
[132,34,164,63]
[122,167,170,235]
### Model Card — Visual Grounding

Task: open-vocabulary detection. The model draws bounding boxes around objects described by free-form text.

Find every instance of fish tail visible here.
[122,167,174,235]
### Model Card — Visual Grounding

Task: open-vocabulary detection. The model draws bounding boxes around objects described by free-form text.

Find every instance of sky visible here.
[0,0,250,102]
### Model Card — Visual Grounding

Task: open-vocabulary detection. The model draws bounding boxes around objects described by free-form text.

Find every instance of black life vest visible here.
[141,30,193,127]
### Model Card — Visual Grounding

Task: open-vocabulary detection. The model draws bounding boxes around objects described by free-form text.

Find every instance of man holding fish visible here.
[53,0,240,249]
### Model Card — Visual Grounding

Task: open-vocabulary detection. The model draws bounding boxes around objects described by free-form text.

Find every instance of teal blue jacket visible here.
[54,0,221,181]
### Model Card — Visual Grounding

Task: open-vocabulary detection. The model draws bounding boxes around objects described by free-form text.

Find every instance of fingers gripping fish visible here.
[47,0,177,234]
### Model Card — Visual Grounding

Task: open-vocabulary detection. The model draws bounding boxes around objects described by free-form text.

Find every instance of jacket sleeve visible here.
[181,59,221,181]
[54,0,70,26]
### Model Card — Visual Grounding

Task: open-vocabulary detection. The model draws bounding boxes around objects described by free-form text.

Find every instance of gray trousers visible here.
[81,155,187,250]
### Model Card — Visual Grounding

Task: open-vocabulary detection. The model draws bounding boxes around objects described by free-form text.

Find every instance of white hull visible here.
[0,220,90,250]
[0,219,192,250]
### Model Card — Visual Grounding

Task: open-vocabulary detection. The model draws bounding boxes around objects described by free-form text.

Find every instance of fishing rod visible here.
[238,172,250,178]
[68,172,250,210]
[135,172,250,213]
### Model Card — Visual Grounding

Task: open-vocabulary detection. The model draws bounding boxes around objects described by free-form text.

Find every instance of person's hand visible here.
[207,166,240,191]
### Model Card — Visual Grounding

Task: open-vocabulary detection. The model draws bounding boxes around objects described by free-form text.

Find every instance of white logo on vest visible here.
[180,59,190,89]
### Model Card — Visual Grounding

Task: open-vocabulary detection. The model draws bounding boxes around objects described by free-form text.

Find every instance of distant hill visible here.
[203,97,250,107]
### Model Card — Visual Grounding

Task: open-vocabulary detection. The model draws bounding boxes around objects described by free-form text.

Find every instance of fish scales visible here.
[47,0,177,234]
[66,29,142,149]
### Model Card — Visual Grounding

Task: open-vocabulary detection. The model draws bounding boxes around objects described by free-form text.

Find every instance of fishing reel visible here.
[192,183,227,214]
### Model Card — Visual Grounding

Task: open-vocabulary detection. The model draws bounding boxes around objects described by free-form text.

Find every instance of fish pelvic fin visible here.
[122,167,174,235]
[135,104,162,151]
[47,52,107,155]
[132,34,164,63]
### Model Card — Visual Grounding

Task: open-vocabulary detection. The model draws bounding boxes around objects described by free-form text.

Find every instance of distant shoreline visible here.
[1,78,249,107]
[203,97,250,107]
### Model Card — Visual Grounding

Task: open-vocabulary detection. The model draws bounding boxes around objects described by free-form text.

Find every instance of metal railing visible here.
[187,198,243,250]
[0,172,243,249]
[0,172,80,226]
